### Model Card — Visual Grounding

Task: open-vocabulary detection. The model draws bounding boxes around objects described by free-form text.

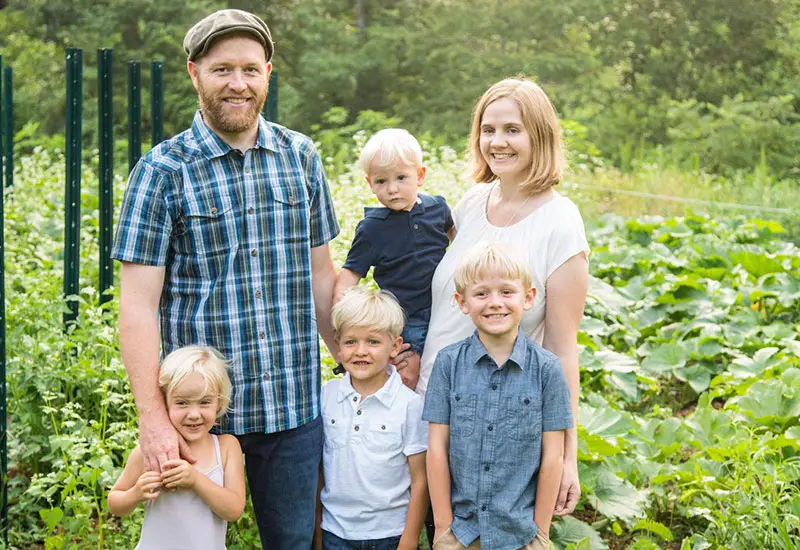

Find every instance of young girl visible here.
[108,346,246,549]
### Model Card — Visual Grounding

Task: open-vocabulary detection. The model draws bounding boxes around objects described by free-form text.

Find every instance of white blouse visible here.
[418,183,589,393]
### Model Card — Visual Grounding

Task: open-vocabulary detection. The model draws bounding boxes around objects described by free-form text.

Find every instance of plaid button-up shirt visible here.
[112,112,340,435]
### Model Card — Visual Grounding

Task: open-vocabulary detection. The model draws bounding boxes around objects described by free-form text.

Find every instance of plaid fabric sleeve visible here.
[540,357,575,432]
[302,140,340,248]
[112,159,172,266]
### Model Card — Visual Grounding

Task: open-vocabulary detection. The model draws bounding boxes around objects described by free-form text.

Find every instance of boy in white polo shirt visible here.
[316,287,429,550]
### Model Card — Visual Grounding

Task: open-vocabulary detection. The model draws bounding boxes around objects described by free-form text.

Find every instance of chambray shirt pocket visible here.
[506,395,543,442]
[450,393,477,437]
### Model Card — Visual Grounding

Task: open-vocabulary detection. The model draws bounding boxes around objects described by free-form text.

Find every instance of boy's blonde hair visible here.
[454,242,532,294]
[468,77,565,195]
[159,345,232,419]
[358,128,423,175]
[332,287,405,338]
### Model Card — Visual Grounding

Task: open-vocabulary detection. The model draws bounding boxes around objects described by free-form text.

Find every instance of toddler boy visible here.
[335,129,453,390]
[317,287,429,550]
[423,242,573,550]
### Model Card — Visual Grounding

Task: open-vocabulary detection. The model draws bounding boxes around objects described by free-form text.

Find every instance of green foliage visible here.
[6,144,800,548]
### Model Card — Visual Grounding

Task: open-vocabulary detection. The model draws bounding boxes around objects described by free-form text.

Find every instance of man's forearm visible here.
[311,246,339,359]
[119,301,165,419]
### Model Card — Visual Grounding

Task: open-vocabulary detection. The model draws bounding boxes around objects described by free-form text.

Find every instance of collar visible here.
[191,111,277,159]
[363,196,425,220]
[467,330,528,370]
[337,366,402,408]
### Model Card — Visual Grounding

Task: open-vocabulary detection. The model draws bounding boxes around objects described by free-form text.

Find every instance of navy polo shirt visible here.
[343,193,453,320]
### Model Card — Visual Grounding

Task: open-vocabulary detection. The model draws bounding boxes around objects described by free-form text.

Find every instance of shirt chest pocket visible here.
[450,393,477,437]
[505,395,542,442]
[323,414,349,450]
[362,420,403,455]
[181,188,239,257]
[263,177,310,237]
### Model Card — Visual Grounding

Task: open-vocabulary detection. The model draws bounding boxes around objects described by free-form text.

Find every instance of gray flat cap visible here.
[184,9,274,62]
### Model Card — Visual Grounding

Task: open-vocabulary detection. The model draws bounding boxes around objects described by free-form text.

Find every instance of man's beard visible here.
[197,79,267,135]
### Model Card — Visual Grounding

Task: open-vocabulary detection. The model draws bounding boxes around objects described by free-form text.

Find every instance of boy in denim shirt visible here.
[335,129,453,390]
[423,242,573,550]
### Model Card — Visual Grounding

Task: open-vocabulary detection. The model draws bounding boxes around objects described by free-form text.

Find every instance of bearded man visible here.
[112,10,340,547]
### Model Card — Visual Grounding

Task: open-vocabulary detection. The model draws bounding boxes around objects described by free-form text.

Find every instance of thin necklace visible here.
[488,181,536,229]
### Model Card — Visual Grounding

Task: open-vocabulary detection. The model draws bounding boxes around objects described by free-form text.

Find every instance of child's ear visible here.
[454,291,469,314]
[390,336,403,358]
[416,166,427,186]
[524,287,536,310]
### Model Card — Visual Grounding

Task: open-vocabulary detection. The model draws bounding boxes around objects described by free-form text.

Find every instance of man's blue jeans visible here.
[237,415,323,549]
[322,529,402,550]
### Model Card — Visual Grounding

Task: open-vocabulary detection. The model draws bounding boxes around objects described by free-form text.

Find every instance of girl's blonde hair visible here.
[454,242,532,295]
[159,345,232,419]
[468,77,565,194]
[357,128,424,175]
[332,287,405,338]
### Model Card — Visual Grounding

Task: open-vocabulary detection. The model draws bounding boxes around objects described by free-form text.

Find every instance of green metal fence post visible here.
[3,67,12,188]
[64,48,83,328]
[264,69,278,123]
[127,61,141,173]
[0,51,6,550]
[98,50,114,307]
[0,54,4,189]
[150,61,164,147]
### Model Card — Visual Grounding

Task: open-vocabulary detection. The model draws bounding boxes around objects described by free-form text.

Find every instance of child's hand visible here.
[134,471,162,503]
[160,459,196,489]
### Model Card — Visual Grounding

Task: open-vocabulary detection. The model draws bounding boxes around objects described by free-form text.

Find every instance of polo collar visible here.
[363,196,425,220]
[191,111,277,159]
[336,367,402,408]
[468,330,528,370]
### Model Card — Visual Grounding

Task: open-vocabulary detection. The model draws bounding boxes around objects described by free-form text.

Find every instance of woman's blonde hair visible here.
[358,128,424,175]
[468,77,565,194]
[454,242,532,295]
[332,287,405,338]
[159,345,232,419]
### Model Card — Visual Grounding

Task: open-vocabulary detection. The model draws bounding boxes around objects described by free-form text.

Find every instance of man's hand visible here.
[554,457,580,515]
[133,471,162,504]
[160,459,197,489]
[139,414,196,472]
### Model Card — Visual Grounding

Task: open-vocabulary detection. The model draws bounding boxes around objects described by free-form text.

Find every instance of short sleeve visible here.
[341,219,375,277]
[112,159,172,266]
[422,351,453,424]
[540,358,574,432]
[303,141,340,248]
[545,199,589,280]
[403,394,429,456]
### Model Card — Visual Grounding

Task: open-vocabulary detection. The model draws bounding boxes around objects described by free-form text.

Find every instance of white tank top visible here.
[135,434,227,550]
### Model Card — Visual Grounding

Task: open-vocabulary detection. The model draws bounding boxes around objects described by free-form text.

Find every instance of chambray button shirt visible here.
[423,332,573,550]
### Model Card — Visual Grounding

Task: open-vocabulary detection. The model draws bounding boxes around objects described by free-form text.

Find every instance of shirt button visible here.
[259,331,265,339]
[356,410,362,416]
[210,206,218,214]
[288,195,295,205]
[354,425,360,432]
[455,395,461,401]
[481,504,488,511]
[414,224,419,230]
[330,419,335,424]
[524,398,530,405]
[491,384,498,390]
[248,207,255,215]
[250,249,257,257]
[353,397,357,402]
[381,425,386,430]
[484,464,490,471]
[255,290,262,299]
[263,372,270,381]
[245,167,251,174]
[488,425,493,432]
